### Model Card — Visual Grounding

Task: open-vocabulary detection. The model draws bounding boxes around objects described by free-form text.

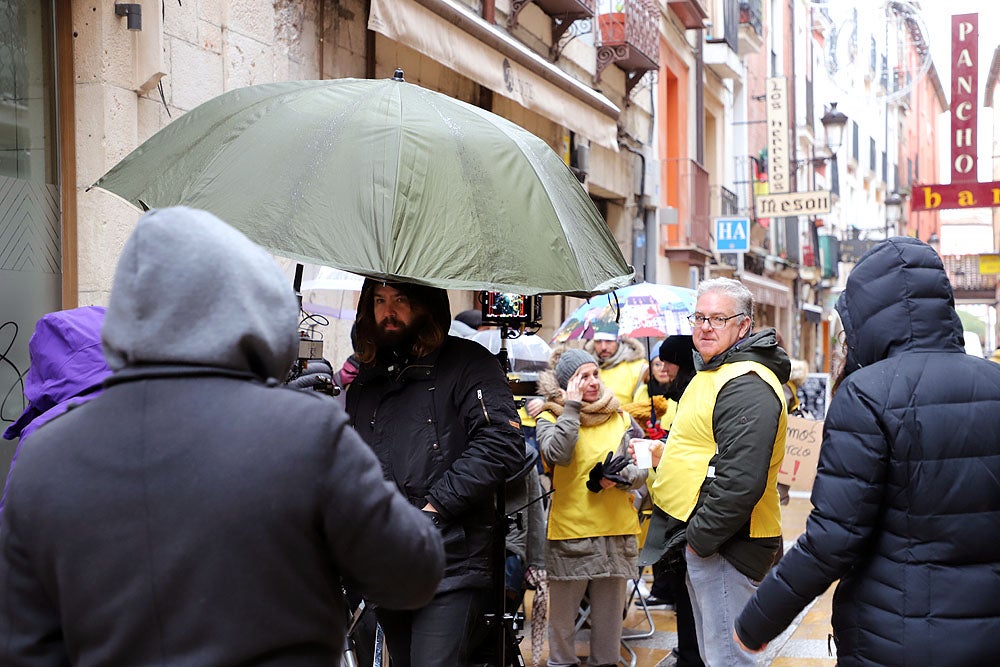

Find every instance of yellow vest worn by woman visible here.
[651,360,786,538]
[539,410,640,541]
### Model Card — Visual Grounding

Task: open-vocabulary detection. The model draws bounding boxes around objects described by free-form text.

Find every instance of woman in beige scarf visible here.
[535,348,646,667]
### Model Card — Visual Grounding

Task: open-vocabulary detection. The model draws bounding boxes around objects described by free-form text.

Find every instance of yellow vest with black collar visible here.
[650,360,786,538]
[538,410,640,540]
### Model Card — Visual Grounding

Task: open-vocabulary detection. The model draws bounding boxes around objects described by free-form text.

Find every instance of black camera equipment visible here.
[480,291,543,374]
[286,263,342,396]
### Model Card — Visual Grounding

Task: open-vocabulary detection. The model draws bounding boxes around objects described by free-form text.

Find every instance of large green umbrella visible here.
[93,74,633,297]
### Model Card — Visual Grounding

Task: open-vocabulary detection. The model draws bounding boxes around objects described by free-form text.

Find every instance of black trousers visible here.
[377,588,488,667]
[665,564,704,667]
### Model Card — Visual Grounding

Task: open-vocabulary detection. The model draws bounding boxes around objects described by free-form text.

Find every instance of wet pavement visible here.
[519,491,837,666]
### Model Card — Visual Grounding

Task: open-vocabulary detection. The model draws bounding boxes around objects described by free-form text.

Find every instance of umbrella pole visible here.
[292,263,304,310]
[647,336,655,433]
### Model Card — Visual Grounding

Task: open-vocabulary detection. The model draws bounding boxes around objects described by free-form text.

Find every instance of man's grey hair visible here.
[696,277,754,324]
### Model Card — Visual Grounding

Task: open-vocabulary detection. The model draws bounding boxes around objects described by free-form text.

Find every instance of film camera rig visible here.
[480,291,543,375]
[285,264,341,396]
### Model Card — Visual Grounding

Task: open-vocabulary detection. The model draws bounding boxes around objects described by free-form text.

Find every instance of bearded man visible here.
[345,280,526,667]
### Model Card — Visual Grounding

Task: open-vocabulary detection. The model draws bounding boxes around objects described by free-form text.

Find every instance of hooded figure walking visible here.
[735,237,1000,664]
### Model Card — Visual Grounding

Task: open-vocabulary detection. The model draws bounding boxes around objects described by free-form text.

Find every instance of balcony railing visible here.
[739,0,762,36]
[711,184,740,216]
[595,0,660,96]
[509,0,595,43]
[664,158,711,251]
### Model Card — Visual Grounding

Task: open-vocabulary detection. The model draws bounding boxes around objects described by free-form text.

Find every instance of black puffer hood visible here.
[358,278,451,333]
[836,237,964,374]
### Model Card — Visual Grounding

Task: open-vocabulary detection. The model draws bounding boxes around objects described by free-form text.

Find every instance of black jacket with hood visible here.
[346,280,526,593]
[736,238,1000,665]
[0,207,444,667]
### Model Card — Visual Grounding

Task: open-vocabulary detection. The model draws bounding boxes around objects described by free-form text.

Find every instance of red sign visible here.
[951,14,978,183]
[911,181,1000,211]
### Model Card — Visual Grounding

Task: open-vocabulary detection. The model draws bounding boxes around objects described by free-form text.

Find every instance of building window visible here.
[0,0,57,184]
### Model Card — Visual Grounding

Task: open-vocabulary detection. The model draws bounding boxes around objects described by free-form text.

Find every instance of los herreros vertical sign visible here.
[766,77,789,195]
[914,13,1000,211]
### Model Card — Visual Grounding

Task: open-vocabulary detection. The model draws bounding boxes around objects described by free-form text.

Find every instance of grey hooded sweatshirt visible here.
[0,206,444,666]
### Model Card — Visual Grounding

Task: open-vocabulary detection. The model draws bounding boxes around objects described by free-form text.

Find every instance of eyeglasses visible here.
[687,312,746,329]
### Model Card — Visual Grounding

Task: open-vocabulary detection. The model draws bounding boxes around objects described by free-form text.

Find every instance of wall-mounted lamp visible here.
[115,3,142,31]
[820,102,849,156]
[927,232,940,253]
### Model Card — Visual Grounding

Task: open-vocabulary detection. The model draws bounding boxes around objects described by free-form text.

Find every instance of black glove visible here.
[586,458,606,493]
[602,454,630,485]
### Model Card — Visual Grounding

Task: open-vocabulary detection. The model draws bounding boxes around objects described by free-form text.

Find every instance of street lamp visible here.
[885,192,903,237]
[820,103,849,156]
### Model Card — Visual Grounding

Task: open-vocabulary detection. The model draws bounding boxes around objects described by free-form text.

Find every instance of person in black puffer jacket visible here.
[735,237,1000,665]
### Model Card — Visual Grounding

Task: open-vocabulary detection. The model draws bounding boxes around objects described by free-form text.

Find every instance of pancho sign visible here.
[913,13,1000,211]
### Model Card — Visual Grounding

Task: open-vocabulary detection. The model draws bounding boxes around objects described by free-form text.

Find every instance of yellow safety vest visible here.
[539,410,640,541]
[651,360,786,538]
[601,359,647,407]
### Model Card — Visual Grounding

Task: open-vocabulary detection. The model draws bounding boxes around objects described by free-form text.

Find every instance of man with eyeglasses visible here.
[636,277,789,667]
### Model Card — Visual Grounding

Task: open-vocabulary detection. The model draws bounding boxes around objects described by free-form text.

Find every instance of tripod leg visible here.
[504,618,526,667]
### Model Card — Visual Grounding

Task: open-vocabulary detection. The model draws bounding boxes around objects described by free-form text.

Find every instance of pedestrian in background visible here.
[346,279,526,667]
[1,306,110,517]
[0,207,444,666]
[535,348,646,667]
[640,278,788,667]
[735,237,1000,664]
[585,321,648,407]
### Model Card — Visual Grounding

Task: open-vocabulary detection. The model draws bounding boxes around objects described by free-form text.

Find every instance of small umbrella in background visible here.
[470,329,553,373]
[92,74,633,298]
[550,282,697,344]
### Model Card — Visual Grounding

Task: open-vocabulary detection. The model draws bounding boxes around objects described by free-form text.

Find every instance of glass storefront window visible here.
[0,0,56,184]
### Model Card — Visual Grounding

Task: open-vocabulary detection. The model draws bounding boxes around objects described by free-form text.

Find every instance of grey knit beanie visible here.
[555,348,598,388]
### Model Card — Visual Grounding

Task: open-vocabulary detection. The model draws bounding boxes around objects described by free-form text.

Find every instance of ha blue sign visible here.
[714,217,750,252]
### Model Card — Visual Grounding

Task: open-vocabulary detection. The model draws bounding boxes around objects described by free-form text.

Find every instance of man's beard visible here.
[375,313,426,352]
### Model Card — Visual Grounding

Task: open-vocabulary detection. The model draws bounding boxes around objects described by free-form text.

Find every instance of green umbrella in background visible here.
[93,73,633,298]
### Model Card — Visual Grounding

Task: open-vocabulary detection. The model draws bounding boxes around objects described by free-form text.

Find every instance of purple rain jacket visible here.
[3,305,110,444]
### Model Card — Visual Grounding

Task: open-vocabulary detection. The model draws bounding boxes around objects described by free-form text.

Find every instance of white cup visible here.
[633,439,653,469]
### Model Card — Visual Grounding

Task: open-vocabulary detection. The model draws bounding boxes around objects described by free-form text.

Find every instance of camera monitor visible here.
[481,291,542,326]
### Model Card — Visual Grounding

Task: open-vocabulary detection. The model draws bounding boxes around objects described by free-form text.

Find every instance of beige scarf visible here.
[540,386,621,427]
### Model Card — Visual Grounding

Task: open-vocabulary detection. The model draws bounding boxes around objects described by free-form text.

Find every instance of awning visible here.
[740,272,791,309]
[801,303,823,323]
[369,0,620,151]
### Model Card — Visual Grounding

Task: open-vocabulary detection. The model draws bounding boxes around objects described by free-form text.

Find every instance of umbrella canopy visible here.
[551,282,697,343]
[470,329,553,372]
[93,75,633,298]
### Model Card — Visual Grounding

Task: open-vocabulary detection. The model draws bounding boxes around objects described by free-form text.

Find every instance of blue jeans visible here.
[685,550,758,667]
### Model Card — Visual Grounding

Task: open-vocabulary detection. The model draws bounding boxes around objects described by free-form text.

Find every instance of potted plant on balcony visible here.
[597,0,626,45]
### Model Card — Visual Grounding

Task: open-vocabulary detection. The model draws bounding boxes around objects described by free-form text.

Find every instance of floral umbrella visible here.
[550,282,696,344]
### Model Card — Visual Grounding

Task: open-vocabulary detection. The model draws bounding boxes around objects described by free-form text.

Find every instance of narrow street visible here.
[521,491,837,666]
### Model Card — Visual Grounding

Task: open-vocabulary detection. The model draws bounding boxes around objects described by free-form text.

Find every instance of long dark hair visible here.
[354,282,448,365]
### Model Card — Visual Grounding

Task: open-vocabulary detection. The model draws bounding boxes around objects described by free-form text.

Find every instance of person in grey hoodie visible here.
[0,206,444,666]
